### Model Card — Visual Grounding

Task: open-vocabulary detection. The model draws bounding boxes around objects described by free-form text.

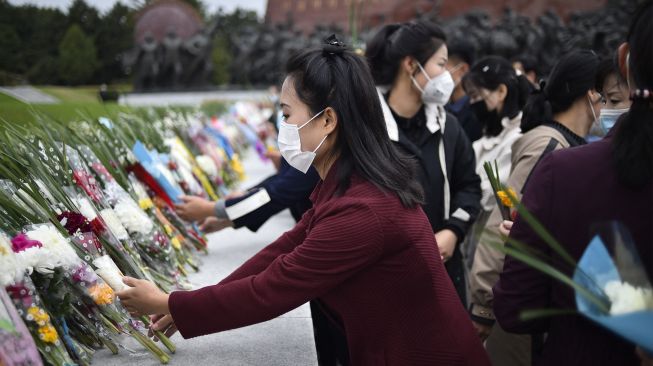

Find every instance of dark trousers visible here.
[310,300,350,366]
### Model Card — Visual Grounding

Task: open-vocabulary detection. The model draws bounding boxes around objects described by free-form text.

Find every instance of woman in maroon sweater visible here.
[117,37,490,365]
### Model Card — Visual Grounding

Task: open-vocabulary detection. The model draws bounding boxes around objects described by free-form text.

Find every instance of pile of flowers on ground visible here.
[0,103,273,365]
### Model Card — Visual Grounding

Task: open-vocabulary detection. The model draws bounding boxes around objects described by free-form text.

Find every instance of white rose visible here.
[99,209,130,241]
[604,280,653,315]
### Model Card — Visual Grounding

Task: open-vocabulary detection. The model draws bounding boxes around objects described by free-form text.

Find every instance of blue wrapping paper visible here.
[574,236,653,354]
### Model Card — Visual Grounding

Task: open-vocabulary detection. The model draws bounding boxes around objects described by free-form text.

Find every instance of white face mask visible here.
[411,63,455,105]
[277,109,328,174]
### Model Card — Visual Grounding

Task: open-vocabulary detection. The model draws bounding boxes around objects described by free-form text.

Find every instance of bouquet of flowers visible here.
[0,124,175,363]
[0,232,43,366]
[6,278,77,366]
[71,146,183,288]
[483,161,517,221]
[486,192,653,355]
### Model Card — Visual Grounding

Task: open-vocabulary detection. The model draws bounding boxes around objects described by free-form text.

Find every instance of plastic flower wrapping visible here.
[573,224,653,354]
[486,185,653,357]
[0,103,255,365]
[0,232,43,366]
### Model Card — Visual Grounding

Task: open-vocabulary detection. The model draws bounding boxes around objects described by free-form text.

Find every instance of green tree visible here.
[211,35,232,85]
[27,56,60,85]
[0,1,67,79]
[0,24,20,72]
[67,0,100,37]
[58,24,99,85]
[95,2,134,83]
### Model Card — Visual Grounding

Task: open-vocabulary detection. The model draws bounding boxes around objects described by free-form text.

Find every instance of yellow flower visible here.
[171,237,182,250]
[230,155,246,180]
[38,324,59,343]
[497,188,517,208]
[139,198,154,210]
[27,306,50,326]
[89,283,115,305]
[164,224,174,236]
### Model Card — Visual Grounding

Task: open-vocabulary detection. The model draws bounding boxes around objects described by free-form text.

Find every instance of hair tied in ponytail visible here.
[630,89,652,102]
[533,80,548,100]
[323,34,347,56]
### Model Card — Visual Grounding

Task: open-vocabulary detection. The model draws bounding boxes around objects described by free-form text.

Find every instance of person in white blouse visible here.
[460,56,533,269]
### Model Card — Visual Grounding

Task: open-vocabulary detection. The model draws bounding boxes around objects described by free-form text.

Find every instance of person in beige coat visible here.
[461,56,533,271]
[468,50,603,366]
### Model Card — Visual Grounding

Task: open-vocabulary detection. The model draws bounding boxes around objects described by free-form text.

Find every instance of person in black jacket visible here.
[366,20,482,304]
[445,38,483,143]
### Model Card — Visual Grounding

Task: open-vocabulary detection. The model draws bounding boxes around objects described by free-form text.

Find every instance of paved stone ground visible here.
[119,90,268,107]
[93,150,318,365]
[0,86,59,104]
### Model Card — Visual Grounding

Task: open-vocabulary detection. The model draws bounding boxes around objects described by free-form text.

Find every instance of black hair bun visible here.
[323,34,347,55]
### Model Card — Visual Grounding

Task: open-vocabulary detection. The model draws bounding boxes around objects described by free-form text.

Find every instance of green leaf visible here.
[488,237,610,313]
[507,191,577,267]
[0,318,17,334]
[519,308,577,321]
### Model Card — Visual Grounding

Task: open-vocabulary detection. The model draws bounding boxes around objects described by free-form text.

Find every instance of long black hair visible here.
[521,50,600,133]
[463,56,533,136]
[285,37,424,208]
[613,0,653,187]
[365,20,447,85]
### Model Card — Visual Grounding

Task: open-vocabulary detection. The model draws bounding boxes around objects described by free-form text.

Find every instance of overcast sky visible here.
[7,0,267,15]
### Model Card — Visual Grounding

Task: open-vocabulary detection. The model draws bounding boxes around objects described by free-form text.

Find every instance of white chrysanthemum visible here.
[93,254,127,291]
[113,198,154,235]
[0,233,24,286]
[14,246,53,275]
[604,280,653,315]
[26,224,80,274]
[196,155,218,178]
[99,209,130,241]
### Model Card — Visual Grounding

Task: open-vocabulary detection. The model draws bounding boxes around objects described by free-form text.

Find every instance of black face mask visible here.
[470,100,502,136]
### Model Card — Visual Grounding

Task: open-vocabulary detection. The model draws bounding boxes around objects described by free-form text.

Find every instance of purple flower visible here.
[71,263,98,285]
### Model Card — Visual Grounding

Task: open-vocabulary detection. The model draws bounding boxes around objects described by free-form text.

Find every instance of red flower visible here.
[57,211,93,235]
[6,283,31,301]
[91,162,113,182]
[73,170,103,202]
[10,233,42,253]
[127,163,174,207]
[90,218,106,236]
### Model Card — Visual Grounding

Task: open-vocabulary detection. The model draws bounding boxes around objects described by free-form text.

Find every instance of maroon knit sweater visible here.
[169,164,490,365]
